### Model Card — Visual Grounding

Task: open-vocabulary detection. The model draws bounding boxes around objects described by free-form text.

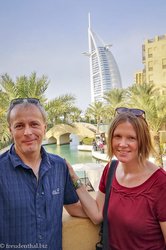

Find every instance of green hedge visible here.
[81,137,94,145]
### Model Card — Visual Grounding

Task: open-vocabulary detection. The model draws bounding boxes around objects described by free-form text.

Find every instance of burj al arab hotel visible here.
[85,14,122,103]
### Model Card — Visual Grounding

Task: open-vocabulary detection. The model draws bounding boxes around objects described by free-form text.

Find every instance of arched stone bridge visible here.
[45,122,97,145]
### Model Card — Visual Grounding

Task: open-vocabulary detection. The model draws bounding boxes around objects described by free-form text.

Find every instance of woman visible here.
[67,107,166,249]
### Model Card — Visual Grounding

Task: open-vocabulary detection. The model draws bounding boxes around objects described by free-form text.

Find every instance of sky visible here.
[0,0,166,111]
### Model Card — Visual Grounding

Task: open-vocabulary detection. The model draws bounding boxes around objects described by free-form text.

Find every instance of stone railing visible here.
[62,192,100,250]
[63,211,100,250]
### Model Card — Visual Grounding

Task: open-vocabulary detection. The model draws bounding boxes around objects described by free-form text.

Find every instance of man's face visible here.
[9,104,46,157]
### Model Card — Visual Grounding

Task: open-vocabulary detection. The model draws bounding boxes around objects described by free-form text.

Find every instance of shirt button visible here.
[41,192,44,195]
[38,234,42,239]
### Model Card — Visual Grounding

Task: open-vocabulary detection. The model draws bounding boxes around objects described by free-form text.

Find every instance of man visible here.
[0,98,86,250]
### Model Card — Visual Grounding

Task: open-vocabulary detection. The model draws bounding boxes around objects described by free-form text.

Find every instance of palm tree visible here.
[0,107,11,148]
[0,72,49,148]
[103,88,127,121]
[0,72,48,102]
[128,83,166,166]
[85,101,106,133]
[13,72,48,105]
[58,94,76,123]
[45,98,63,127]
[45,94,77,127]
[69,107,82,123]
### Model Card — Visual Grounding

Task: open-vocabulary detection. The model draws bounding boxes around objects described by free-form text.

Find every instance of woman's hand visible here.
[65,160,104,224]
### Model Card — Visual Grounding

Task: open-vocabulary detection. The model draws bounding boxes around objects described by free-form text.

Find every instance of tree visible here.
[45,94,77,127]
[85,101,106,133]
[69,107,82,123]
[0,72,49,148]
[13,72,49,103]
[0,72,48,102]
[128,83,166,166]
[103,88,127,121]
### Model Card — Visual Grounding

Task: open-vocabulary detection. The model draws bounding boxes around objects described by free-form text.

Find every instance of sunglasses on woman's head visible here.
[115,107,145,117]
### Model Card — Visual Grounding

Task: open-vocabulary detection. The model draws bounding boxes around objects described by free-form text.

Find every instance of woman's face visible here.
[112,121,139,164]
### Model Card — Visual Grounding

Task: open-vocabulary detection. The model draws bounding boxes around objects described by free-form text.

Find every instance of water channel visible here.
[44,134,96,165]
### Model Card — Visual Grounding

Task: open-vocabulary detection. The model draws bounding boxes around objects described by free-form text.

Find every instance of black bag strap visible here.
[96,160,117,250]
[103,160,117,250]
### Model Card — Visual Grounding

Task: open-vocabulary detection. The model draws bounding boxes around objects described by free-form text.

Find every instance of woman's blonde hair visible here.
[107,113,154,164]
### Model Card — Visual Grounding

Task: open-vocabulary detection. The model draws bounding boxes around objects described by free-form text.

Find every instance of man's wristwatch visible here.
[73,178,83,190]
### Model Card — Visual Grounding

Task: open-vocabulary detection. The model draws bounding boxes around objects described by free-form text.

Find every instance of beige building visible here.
[134,35,166,146]
[135,34,166,87]
[134,70,144,84]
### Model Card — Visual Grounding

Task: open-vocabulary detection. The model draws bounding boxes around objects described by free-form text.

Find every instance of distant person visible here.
[0,98,86,250]
[98,139,104,153]
[67,107,166,249]
[92,139,97,151]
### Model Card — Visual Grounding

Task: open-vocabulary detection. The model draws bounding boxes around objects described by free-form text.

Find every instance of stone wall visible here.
[63,211,100,250]
[62,191,101,250]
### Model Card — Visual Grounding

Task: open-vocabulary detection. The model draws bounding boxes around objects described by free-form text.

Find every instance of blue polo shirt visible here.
[0,145,79,250]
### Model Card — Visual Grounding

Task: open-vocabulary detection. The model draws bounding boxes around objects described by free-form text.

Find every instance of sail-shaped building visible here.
[87,15,122,103]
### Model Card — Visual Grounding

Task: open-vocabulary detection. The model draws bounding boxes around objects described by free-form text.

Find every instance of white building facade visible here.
[87,15,122,103]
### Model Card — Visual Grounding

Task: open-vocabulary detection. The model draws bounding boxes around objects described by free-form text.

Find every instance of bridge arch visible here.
[45,123,97,145]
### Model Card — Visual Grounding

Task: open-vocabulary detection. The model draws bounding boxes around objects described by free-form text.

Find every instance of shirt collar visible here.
[9,144,52,173]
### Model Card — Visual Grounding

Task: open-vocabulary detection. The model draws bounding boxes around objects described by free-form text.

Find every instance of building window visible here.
[163,72,166,79]
[148,74,153,83]
[148,48,153,58]
[148,61,153,71]
[162,58,166,69]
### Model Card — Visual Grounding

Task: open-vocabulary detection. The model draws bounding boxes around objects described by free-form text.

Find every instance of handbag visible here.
[96,160,117,250]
